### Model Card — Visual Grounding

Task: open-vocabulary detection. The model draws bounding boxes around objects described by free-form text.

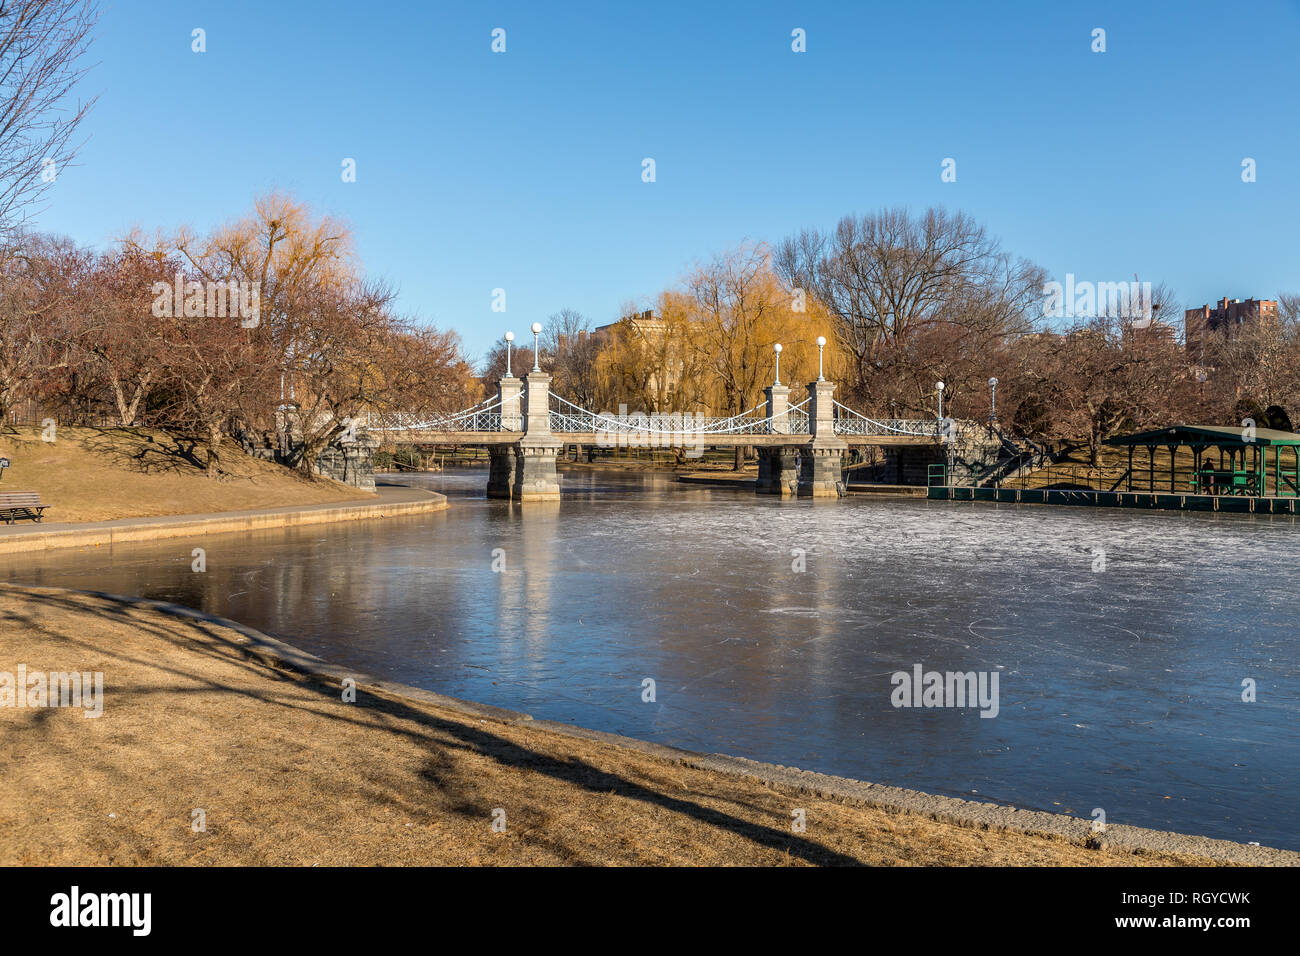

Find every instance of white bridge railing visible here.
[547,394,778,436]
[832,401,941,438]
[371,392,941,438]
[371,396,504,432]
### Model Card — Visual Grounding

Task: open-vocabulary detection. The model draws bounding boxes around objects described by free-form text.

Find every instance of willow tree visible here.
[683,244,840,468]
[593,292,706,415]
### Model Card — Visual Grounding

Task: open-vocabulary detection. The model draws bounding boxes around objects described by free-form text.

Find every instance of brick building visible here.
[1185,297,1278,359]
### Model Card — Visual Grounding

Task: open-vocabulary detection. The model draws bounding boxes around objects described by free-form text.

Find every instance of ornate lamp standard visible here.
[504,330,515,376]
[530,322,542,372]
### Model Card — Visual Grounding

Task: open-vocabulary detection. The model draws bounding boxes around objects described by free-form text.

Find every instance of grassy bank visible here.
[0,586,1237,866]
[0,427,371,523]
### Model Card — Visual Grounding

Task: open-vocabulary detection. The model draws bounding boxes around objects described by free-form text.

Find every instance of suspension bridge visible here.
[370,367,959,501]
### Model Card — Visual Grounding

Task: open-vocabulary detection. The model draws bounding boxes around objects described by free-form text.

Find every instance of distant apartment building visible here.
[1185,296,1277,358]
[1129,319,1178,344]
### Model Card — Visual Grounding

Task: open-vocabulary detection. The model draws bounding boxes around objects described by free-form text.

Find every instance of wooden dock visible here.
[928,485,1300,514]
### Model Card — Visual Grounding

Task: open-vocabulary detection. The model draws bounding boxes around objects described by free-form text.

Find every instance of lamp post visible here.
[936,380,945,420]
[504,331,515,377]
[773,343,783,385]
[816,336,827,381]
[988,377,998,424]
[530,322,542,372]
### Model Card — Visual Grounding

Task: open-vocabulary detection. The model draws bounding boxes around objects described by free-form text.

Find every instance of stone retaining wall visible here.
[0,493,446,556]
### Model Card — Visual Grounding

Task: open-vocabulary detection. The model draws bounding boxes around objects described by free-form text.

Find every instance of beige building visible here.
[592,309,664,344]
[593,309,686,406]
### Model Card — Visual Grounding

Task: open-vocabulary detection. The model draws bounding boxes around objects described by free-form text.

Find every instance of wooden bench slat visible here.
[0,491,48,523]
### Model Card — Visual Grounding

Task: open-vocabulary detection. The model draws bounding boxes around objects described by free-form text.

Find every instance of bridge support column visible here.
[487,444,518,499]
[486,373,527,499]
[756,446,799,496]
[512,370,561,501]
[799,379,847,498]
[514,440,562,501]
[765,384,791,435]
[799,445,846,497]
[498,376,523,431]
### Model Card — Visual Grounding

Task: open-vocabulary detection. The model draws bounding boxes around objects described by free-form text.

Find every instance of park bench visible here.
[0,492,48,524]
[1192,468,1257,496]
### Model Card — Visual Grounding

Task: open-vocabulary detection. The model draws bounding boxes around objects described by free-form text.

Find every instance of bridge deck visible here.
[382,431,941,447]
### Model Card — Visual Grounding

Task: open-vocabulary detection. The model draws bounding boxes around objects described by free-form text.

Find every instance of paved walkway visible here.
[0,482,444,554]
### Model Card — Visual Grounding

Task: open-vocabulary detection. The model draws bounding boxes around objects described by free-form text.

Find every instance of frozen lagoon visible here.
[8,469,1297,850]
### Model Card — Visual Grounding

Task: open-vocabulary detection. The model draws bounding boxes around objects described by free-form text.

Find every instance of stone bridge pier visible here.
[755,379,847,497]
[487,370,561,501]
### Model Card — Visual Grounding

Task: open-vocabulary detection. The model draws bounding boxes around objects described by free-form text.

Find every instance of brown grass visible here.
[0,587,1230,866]
[0,426,372,522]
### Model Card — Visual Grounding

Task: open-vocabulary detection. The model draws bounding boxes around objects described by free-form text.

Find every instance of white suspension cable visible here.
[372,396,503,431]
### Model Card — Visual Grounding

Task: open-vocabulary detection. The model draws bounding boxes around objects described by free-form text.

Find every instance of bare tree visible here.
[0,0,98,236]
[775,207,1044,409]
[482,338,541,383]
[154,291,269,477]
[1016,314,1190,465]
[0,231,82,420]
[126,191,358,448]
[78,246,176,425]
[1280,294,1300,325]
[544,307,601,408]
[1200,291,1300,426]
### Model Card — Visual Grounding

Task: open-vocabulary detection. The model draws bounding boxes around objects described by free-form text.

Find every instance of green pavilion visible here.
[1104,424,1300,497]
[929,423,1300,513]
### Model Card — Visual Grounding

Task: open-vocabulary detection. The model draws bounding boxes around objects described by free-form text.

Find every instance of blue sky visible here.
[34,0,1300,362]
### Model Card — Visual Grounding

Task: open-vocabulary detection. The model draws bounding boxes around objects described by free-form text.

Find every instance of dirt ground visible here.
[0,586,1231,866]
[0,427,371,523]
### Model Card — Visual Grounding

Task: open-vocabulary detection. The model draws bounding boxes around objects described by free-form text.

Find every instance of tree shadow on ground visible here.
[76,428,207,476]
[3,587,865,866]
